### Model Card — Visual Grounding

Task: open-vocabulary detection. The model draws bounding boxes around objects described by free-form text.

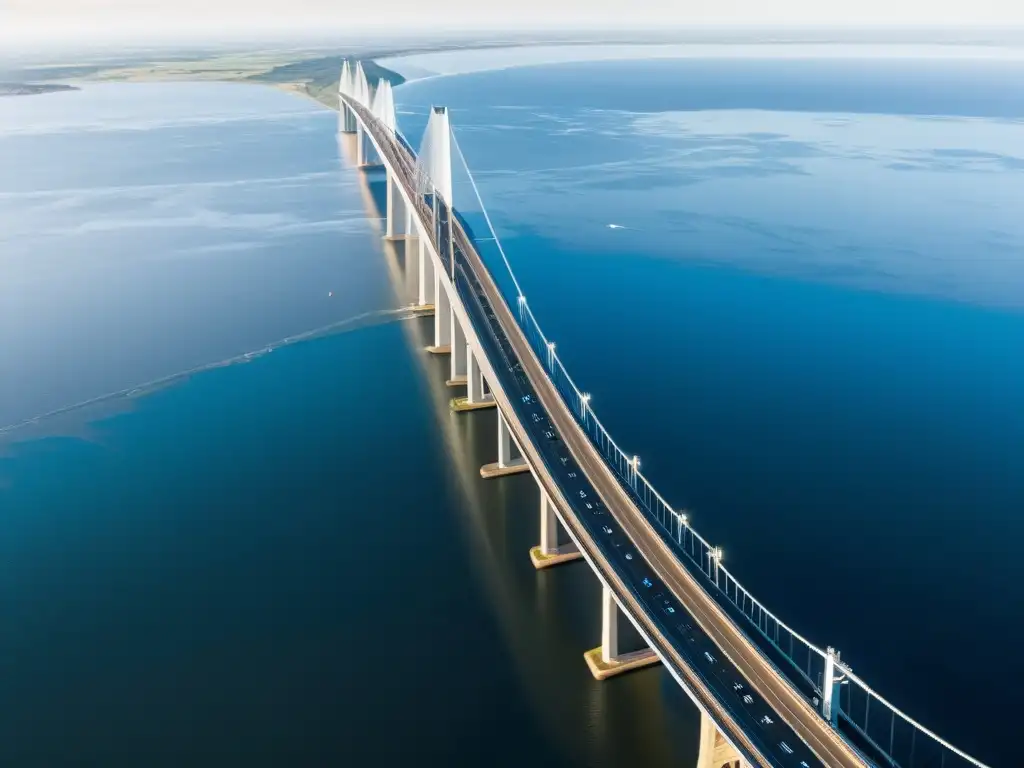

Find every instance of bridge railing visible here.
[342,95,991,768]
[509,210,986,768]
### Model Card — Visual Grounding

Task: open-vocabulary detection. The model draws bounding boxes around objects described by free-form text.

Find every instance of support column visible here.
[696,709,748,768]
[529,487,582,569]
[427,269,451,354]
[447,309,467,386]
[452,344,496,412]
[385,175,408,241]
[385,171,396,238]
[584,584,660,680]
[480,409,529,478]
[418,236,435,307]
[356,124,381,168]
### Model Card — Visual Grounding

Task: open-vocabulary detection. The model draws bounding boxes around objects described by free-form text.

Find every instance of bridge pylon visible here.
[338,61,357,132]
[416,106,454,209]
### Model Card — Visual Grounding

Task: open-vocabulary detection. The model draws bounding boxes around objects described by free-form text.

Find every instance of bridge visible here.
[336,60,992,768]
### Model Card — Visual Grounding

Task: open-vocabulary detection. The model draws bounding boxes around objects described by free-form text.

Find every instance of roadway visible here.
[346,98,870,768]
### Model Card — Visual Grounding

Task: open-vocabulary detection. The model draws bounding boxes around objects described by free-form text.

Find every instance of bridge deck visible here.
[346,98,870,768]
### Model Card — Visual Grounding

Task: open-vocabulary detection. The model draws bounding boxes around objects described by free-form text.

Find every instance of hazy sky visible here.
[3,0,1024,44]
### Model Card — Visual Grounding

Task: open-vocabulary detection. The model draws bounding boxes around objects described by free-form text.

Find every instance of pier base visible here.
[530,545,583,570]
[481,410,529,478]
[531,490,582,569]
[583,647,660,681]
[480,458,529,479]
[585,584,661,680]
[450,396,496,413]
[425,345,451,355]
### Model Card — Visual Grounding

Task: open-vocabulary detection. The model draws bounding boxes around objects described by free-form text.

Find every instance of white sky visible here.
[3,0,1024,45]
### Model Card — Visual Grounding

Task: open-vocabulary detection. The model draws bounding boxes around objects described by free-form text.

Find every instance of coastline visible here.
[12,35,1024,113]
[0,82,79,97]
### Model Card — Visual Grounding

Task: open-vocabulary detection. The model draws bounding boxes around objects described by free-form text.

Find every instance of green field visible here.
[3,50,404,111]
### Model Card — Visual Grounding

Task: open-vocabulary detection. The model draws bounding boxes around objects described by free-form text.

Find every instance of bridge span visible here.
[337,61,992,768]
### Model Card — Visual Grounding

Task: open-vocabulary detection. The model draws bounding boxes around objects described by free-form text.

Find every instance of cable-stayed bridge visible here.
[337,60,992,768]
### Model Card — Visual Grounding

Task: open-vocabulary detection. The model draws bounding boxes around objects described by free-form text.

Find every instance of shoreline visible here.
[0,82,79,97]
[15,36,1024,114]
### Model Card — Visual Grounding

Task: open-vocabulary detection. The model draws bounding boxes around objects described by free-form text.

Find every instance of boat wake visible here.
[0,306,421,441]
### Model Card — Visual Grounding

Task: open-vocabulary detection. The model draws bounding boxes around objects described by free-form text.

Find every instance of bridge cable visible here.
[449,128,525,302]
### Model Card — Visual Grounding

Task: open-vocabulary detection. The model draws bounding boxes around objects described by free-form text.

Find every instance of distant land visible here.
[0,82,78,97]
[1,51,407,110]
[249,56,404,109]
[5,27,1024,110]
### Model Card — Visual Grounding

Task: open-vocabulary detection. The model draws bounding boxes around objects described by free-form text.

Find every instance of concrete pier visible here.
[418,237,435,307]
[431,269,451,352]
[384,171,404,239]
[481,408,529,478]
[530,490,582,569]
[697,709,748,768]
[584,584,660,680]
[466,345,494,407]
[450,308,467,383]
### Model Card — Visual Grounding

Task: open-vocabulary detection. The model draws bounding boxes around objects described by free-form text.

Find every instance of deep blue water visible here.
[0,81,704,767]
[398,57,1024,766]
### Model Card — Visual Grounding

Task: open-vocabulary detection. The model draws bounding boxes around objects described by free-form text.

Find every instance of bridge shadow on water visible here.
[343,132,707,767]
